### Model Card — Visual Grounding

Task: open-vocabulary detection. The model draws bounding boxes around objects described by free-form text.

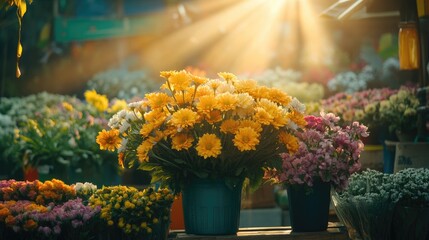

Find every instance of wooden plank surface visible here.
[169,222,350,240]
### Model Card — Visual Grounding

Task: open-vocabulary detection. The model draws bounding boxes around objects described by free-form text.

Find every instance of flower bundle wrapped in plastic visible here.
[332,168,429,240]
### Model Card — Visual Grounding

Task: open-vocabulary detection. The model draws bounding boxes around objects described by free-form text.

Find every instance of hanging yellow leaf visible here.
[17,0,26,17]
[17,42,22,58]
[16,64,21,78]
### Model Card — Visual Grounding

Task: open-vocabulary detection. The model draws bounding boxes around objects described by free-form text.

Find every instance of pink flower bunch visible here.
[278,113,369,191]
[0,199,100,240]
[321,88,398,127]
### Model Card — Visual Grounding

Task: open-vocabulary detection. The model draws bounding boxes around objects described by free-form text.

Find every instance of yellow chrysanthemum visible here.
[144,109,167,123]
[174,89,194,106]
[145,92,171,109]
[137,140,154,163]
[196,134,222,159]
[192,75,208,86]
[62,102,73,112]
[170,108,199,130]
[287,110,307,128]
[171,133,194,151]
[168,70,192,91]
[233,127,260,151]
[204,110,222,124]
[253,107,273,125]
[278,131,299,154]
[196,95,217,115]
[216,92,238,112]
[160,70,177,79]
[109,99,128,113]
[84,90,109,112]
[220,119,239,134]
[96,129,121,151]
[140,123,155,138]
[207,79,222,91]
[265,88,292,106]
[233,79,258,94]
[258,99,288,128]
[239,120,262,133]
[218,72,237,82]
[195,85,214,98]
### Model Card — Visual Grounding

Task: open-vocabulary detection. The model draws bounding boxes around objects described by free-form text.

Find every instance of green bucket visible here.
[182,178,243,235]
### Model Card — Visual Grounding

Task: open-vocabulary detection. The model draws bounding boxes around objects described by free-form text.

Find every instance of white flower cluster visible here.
[73,182,98,200]
[243,67,324,103]
[0,92,69,123]
[327,65,376,93]
[86,69,160,100]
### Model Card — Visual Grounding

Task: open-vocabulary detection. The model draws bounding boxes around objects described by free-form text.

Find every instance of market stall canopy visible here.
[320,0,401,20]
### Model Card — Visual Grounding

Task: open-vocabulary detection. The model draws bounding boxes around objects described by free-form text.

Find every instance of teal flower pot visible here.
[287,180,331,232]
[182,178,243,235]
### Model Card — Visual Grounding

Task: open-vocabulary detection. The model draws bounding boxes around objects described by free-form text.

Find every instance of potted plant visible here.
[379,87,419,142]
[96,70,306,235]
[266,112,368,232]
[89,186,174,240]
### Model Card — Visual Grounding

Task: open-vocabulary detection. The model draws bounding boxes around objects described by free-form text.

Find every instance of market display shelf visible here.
[169,222,349,240]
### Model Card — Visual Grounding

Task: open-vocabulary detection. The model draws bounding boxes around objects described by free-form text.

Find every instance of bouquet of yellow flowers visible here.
[97,70,306,192]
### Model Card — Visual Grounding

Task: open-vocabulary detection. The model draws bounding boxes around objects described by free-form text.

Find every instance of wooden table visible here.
[169,222,350,240]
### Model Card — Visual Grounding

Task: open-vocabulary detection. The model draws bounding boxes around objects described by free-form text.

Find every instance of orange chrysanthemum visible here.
[96,129,121,151]
[168,70,192,91]
[146,92,171,109]
[171,133,194,151]
[220,119,239,134]
[253,107,273,125]
[278,131,300,154]
[287,110,307,128]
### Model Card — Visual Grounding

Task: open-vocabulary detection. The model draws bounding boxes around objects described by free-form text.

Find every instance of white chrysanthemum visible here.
[118,138,128,152]
[119,121,131,134]
[290,97,306,113]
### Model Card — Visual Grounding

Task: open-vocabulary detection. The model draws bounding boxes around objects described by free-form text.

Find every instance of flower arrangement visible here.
[0,199,100,240]
[97,70,307,192]
[86,68,160,100]
[89,186,174,239]
[321,88,398,127]
[268,112,368,191]
[0,179,175,239]
[0,179,76,205]
[379,87,419,135]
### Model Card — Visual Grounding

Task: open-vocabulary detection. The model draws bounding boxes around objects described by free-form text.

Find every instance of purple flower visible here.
[280,113,368,191]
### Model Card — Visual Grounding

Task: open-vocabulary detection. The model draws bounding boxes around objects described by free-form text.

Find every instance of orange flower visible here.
[96,129,122,151]
[171,133,194,151]
[24,219,38,230]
